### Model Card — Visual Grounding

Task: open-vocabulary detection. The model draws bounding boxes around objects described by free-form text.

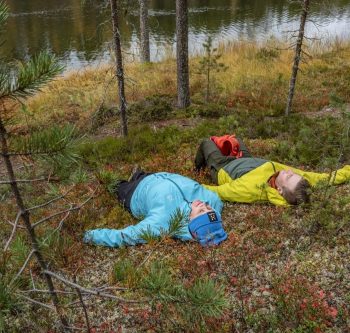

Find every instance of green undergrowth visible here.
[2,41,350,333]
[2,106,350,331]
[112,259,229,331]
[78,110,350,173]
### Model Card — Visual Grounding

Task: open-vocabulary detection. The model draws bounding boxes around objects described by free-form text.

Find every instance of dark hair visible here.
[282,178,311,205]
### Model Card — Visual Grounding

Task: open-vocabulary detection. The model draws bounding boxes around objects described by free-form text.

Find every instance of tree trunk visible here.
[0,117,70,333]
[285,0,310,116]
[206,64,210,103]
[109,0,128,136]
[139,0,150,63]
[176,0,190,108]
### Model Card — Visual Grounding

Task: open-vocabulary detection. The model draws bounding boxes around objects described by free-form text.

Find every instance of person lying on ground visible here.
[84,170,227,247]
[195,135,350,206]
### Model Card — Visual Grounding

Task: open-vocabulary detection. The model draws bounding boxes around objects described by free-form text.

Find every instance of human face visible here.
[275,169,302,194]
[189,200,213,220]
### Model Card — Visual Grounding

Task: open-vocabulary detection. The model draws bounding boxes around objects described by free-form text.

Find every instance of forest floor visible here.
[1,40,350,333]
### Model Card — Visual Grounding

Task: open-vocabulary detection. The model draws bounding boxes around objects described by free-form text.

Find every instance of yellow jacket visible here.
[204,162,350,206]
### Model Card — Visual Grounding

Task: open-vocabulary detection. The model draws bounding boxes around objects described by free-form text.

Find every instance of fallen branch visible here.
[28,188,73,211]
[138,240,164,270]
[18,293,55,310]
[41,207,72,245]
[11,249,35,284]
[0,176,59,184]
[43,270,144,304]
[20,289,78,295]
[74,275,91,333]
[4,211,21,251]
[4,219,25,229]
[32,192,95,228]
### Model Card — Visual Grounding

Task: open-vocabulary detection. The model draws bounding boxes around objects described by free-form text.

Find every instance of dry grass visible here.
[22,38,350,131]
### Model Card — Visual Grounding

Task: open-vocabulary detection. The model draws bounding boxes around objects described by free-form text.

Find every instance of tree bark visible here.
[285,0,310,116]
[109,0,128,136]
[0,116,70,332]
[176,0,190,108]
[139,0,150,63]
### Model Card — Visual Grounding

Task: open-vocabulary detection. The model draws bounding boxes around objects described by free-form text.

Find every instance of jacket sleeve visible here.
[84,213,168,247]
[204,181,261,204]
[299,165,350,186]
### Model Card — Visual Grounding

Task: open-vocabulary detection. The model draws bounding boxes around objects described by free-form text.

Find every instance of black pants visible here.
[194,138,252,184]
[116,171,152,212]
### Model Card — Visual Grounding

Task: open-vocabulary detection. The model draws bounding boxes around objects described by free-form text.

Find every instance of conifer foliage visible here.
[0,2,76,331]
[196,36,228,102]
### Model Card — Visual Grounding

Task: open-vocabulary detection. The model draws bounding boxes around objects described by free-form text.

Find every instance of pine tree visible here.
[109,0,128,136]
[139,0,150,63]
[285,0,310,116]
[196,36,228,103]
[176,0,190,108]
[0,2,75,331]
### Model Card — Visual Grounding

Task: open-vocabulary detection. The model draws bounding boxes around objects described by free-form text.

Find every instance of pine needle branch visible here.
[43,270,144,303]
[0,51,64,101]
[166,208,187,238]
[7,125,79,162]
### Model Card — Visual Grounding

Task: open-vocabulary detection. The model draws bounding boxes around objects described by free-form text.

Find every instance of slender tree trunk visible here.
[139,0,150,63]
[0,117,70,332]
[176,0,190,108]
[109,0,128,136]
[285,0,310,116]
[206,66,210,103]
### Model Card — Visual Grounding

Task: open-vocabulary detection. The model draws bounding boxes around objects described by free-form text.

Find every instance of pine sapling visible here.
[196,36,228,103]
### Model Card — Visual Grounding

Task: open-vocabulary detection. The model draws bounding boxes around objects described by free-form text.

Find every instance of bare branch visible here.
[32,206,78,228]
[43,270,144,303]
[17,293,55,310]
[303,35,321,41]
[29,269,36,289]
[20,289,78,295]
[2,148,68,157]
[138,240,164,270]
[4,211,21,251]
[28,188,73,211]
[41,206,72,245]
[0,177,59,185]
[11,249,35,283]
[32,192,95,228]
[74,275,91,333]
[4,219,25,229]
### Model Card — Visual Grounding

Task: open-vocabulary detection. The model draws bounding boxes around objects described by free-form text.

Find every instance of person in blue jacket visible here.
[84,170,228,247]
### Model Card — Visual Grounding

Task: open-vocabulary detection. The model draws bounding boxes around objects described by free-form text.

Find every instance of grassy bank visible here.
[24,38,350,130]
[1,38,350,332]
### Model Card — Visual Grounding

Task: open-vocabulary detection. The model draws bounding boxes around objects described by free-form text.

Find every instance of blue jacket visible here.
[84,172,223,247]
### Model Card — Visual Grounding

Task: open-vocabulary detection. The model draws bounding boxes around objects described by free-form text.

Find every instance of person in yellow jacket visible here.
[195,137,350,206]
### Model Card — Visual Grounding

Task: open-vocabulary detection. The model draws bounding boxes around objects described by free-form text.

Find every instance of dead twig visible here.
[73,275,91,333]
[4,211,21,251]
[17,293,55,310]
[4,219,25,229]
[11,249,35,284]
[0,177,59,184]
[32,192,95,228]
[28,187,73,211]
[43,270,145,303]
[20,289,78,295]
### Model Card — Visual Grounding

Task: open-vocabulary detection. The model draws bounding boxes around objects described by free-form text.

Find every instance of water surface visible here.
[3,0,350,70]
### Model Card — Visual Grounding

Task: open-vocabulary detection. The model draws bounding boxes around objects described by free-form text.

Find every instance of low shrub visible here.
[128,94,174,122]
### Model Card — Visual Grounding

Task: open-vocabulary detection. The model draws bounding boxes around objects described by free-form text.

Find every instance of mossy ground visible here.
[1,39,350,332]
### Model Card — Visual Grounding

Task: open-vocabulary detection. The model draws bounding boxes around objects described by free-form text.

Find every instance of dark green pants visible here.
[194,138,252,184]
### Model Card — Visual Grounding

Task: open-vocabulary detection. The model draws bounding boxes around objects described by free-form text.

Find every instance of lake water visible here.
[3,0,350,71]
